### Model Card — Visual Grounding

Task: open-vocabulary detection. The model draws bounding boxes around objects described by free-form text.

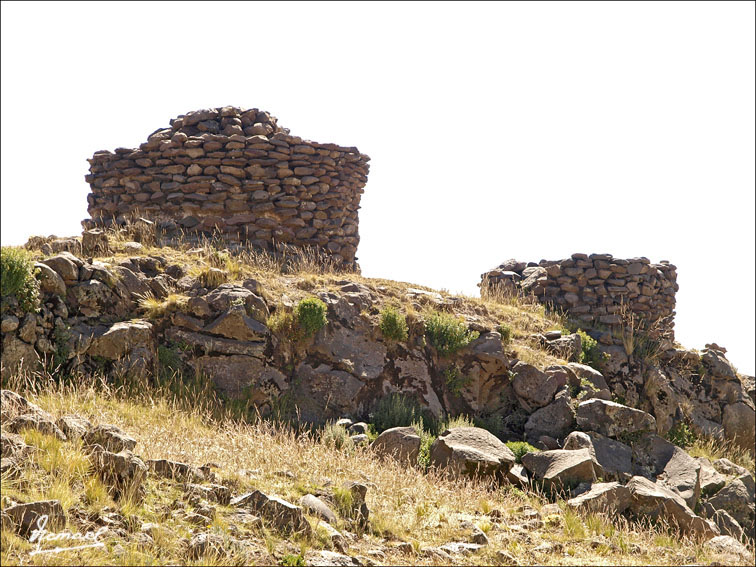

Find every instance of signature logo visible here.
[28,514,108,556]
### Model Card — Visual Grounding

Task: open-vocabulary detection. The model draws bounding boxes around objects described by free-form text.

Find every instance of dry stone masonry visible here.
[480,254,678,345]
[83,107,370,268]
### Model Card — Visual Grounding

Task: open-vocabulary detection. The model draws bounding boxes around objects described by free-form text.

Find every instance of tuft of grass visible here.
[1,246,40,313]
[575,329,607,369]
[280,553,306,566]
[138,293,189,319]
[320,421,354,451]
[379,305,409,342]
[193,266,228,288]
[424,311,479,356]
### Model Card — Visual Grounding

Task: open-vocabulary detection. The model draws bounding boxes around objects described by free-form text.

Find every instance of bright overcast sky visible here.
[2,1,754,374]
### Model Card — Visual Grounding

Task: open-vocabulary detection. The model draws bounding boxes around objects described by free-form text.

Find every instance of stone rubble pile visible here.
[84,107,370,268]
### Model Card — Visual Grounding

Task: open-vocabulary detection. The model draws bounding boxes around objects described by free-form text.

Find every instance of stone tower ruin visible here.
[83,107,370,268]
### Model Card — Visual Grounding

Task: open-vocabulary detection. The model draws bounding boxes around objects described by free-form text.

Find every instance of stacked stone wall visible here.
[481,253,678,344]
[83,107,370,267]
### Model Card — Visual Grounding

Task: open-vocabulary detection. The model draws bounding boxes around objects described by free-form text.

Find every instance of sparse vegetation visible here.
[1,246,40,313]
[379,305,409,342]
[425,311,479,356]
[193,265,228,288]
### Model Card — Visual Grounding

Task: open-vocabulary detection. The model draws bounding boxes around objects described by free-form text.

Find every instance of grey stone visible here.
[2,500,65,537]
[511,362,565,412]
[430,427,515,477]
[34,262,67,296]
[626,476,718,538]
[521,448,596,490]
[631,434,701,509]
[84,424,136,453]
[707,475,755,531]
[372,426,421,464]
[567,481,631,515]
[576,399,656,439]
[563,430,632,482]
[524,387,575,443]
[300,494,337,524]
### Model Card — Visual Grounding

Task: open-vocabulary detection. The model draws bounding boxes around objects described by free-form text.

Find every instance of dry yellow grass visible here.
[2,373,750,566]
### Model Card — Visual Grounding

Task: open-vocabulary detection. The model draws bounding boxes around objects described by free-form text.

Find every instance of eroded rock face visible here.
[84,424,137,453]
[563,431,632,482]
[524,387,575,443]
[430,427,515,477]
[576,399,656,439]
[706,475,755,533]
[631,434,701,509]
[511,362,564,412]
[722,402,756,453]
[626,476,718,539]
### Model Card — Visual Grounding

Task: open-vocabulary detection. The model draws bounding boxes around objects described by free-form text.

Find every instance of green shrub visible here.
[371,393,425,433]
[666,420,696,448]
[380,306,408,342]
[443,366,470,395]
[321,421,354,451]
[425,312,479,356]
[280,554,306,567]
[577,329,606,369]
[496,324,512,344]
[415,423,436,470]
[473,414,506,439]
[1,247,40,313]
[295,297,328,338]
[505,441,539,463]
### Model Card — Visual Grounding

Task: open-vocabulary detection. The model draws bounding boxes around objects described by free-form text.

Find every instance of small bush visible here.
[473,413,506,439]
[443,365,470,395]
[425,312,479,356]
[380,306,408,342]
[280,554,306,567]
[1,247,40,313]
[576,329,606,369]
[505,441,539,463]
[496,324,512,344]
[321,421,354,451]
[666,420,696,448]
[295,297,328,338]
[371,393,424,433]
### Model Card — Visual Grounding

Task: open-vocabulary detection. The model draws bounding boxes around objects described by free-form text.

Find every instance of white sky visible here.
[2,1,754,374]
